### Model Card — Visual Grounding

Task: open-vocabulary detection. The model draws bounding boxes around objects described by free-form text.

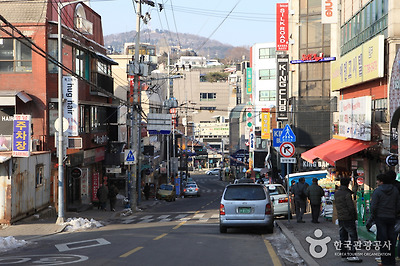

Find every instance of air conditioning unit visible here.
[68,137,83,149]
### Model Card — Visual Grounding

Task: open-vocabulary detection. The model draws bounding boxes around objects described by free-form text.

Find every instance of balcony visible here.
[91,72,114,96]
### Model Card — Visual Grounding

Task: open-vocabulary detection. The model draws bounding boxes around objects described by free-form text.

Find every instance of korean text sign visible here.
[12,114,31,157]
[276,3,289,51]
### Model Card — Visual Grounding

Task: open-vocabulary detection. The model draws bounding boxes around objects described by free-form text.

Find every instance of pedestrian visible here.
[108,182,119,212]
[306,178,325,223]
[335,177,362,262]
[96,183,108,211]
[289,180,296,215]
[144,183,150,200]
[292,177,308,223]
[371,173,400,266]
[386,170,400,262]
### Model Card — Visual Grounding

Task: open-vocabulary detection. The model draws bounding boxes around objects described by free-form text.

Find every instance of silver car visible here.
[219,184,274,233]
[183,184,200,197]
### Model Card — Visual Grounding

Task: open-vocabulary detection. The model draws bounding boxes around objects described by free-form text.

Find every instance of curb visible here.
[275,220,319,266]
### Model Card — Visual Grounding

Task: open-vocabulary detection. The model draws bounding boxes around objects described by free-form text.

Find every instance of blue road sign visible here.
[273,128,283,147]
[126,151,135,162]
[280,124,296,143]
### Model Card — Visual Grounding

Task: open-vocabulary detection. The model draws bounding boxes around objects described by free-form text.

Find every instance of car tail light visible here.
[278,197,288,203]
[220,204,225,215]
[265,203,272,215]
[195,188,199,191]
[183,188,187,192]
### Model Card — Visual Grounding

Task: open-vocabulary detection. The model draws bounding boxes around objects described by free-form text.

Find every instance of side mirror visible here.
[271,197,275,202]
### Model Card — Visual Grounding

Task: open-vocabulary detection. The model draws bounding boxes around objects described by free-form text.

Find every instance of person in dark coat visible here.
[335,177,362,262]
[386,170,400,261]
[292,177,308,223]
[144,183,150,200]
[96,183,108,211]
[371,173,400,266]
[306,178,325,223]
[108,182,119,212]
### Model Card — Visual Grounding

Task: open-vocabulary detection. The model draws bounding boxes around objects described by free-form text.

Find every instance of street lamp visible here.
[56,0,82,224]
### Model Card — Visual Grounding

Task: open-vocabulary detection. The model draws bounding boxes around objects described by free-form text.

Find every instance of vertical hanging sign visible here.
[12,114,31,157]
[63,76,79,136]
[246,67,252,94]
[276,3,289,51]
[261,108,271,139]
[277,54,289,120]
[322,0,338,24]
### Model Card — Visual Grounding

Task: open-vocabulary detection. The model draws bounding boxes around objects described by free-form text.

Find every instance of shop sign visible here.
[386,155,399,167]
[322,0,338,24]
[290,53,336,64]
[276,54,289,121]
[80,168,88,198]
[261,110,271,139]
[331,35,384,91]
[71,167,82,178]
[338,96,372,141]
[12,114,31,157]
[63,76,79,136]
[276,3,289,51]
[246,67,252,94]
[92,172,100,201]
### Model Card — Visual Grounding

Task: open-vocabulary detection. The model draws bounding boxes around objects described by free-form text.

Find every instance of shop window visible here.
[200,92,216,101]
[0,38,32,72]
[36,164,44,187]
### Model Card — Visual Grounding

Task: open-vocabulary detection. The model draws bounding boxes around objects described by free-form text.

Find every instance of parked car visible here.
[183,184,200,197]
[264,184,289,218]
[156,184,176,202]
[206,168,221,175]
[234,178,255,184]
[219,184,274,233]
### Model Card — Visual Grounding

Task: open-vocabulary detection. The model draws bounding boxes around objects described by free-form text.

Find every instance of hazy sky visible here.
[90,0,284,47]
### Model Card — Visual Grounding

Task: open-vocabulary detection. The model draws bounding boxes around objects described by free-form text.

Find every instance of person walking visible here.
[335,177,362,263]
[289,180,296,215]
[306,178,325,223]
[144,183,150,200]
[371,173,400,266]
[292,177,308,223]
[96,183,108,211]
[108,182,119,212]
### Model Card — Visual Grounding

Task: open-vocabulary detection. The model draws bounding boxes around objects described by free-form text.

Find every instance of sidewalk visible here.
[0,198,160,241]
[276,213,384,266]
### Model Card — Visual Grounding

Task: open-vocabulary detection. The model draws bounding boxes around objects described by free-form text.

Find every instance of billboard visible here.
[321,0,338,24]
[276,54,289,120]
[276,3,289,51]
[12,114,31,157]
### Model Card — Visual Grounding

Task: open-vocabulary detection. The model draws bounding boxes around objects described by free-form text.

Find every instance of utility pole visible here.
[130,0,141,211]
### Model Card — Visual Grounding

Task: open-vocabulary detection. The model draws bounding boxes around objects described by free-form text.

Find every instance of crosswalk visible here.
[119,213,220,225]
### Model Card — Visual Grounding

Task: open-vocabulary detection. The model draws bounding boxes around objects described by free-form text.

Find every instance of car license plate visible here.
[238,207,251,214]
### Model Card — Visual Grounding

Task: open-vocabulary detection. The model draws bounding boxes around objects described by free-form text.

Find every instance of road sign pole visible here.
[287,162,290,223]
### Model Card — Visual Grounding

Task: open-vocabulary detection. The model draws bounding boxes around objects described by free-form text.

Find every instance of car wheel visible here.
[219,225,227,233]
[265,224,274,234]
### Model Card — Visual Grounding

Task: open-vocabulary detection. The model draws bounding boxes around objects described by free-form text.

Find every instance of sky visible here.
[90,0,284,47]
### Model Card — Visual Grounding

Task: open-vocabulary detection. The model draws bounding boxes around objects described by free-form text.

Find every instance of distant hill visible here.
[104,29,236,59]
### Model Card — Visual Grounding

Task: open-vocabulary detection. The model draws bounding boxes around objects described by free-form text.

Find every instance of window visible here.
[36,164,44,187]
[259,90,276,101]
[90,106,107,132]
[79,105,90,133]
[259,48,276,59]
[0,38,32,72]
[200,93,216,101]
[74,48,85,77]
[48,39,58,73]
[259,69,276,80]
[199,106,216,111]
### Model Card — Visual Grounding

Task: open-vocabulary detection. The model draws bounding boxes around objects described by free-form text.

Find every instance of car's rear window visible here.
[224,185,266,200]
[160,184,173,190]
[266,185,286,195]
[187,184,196,188]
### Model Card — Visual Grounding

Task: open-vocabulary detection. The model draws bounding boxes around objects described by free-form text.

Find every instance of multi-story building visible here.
[0,0,118,222]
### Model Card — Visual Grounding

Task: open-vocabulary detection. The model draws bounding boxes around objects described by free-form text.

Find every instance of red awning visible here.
[301,138,375,166]
[301,139,341,163]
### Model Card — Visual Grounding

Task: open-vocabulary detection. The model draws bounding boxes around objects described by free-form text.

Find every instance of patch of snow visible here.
[0,236,28,252]
[63,217,104,232]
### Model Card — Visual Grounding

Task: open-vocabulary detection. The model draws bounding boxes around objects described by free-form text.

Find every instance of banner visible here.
[277,54,289,120]
[63,76,79,136]
[321,0,338,24]
[276,3,289,51]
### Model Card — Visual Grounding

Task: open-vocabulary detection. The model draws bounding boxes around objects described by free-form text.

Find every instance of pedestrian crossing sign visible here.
[124,149,136,165]
[279,124,296,143]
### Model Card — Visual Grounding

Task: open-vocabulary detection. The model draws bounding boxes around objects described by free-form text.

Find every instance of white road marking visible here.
[55,238,110,252]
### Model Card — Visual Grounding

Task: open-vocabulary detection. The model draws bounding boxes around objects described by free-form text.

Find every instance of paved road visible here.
[0,173,286,266]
